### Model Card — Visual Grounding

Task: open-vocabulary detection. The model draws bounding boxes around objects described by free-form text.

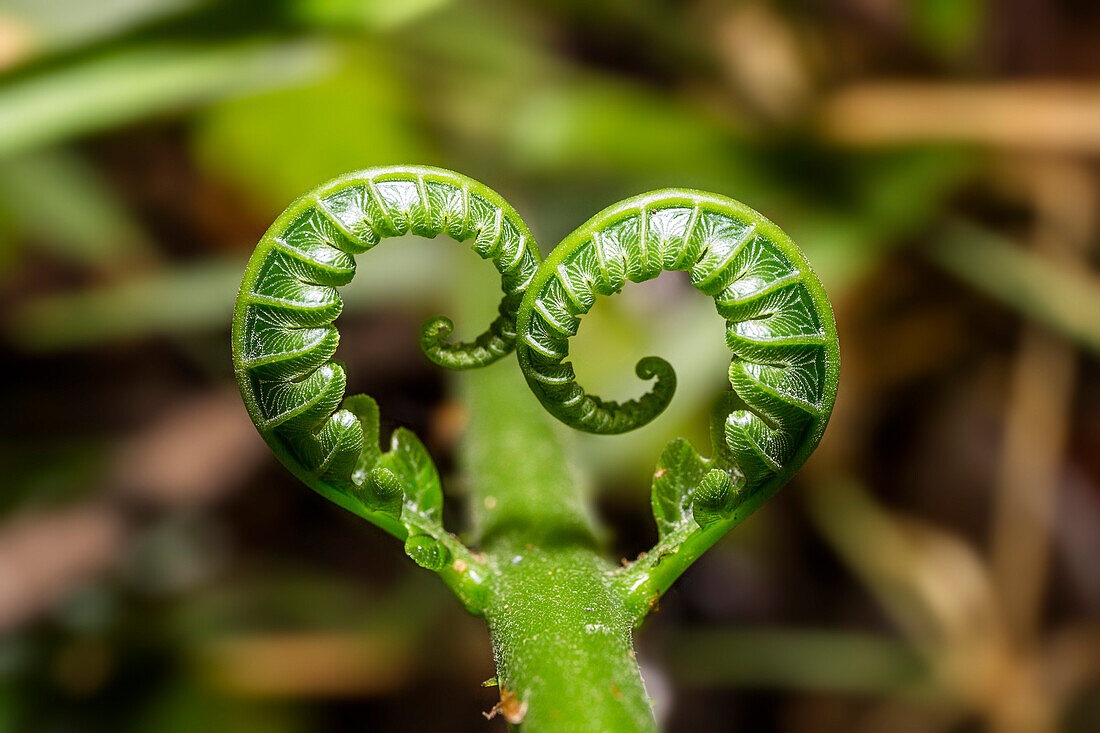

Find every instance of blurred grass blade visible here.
[806,478,1004,654]
[907,0,985,58]
[0,148,152,269]
[7,258,243,350]
[7,239,454,350]
[294,0,452,31]
[928,221,1100,353]
[0,0,204,66]
[823,82,1100,153]
[663,628,934,699]
[0,38,332,158]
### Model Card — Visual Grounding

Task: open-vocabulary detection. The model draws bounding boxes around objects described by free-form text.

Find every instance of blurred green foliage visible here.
[195,48,431,210]
[0,0,1097,731]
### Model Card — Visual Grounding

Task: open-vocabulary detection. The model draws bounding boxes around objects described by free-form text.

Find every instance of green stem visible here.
[619,485,785,624]
[461,363,658,732]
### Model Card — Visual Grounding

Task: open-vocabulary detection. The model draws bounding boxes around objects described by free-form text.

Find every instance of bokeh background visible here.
[1,0,1099,731]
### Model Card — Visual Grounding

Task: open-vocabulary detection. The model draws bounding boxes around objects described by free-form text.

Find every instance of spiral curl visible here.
[233,166,541,494]
[515,190,840,498]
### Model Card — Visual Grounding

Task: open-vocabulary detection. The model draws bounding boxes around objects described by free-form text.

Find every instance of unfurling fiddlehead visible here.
[234,167,838,627]
[514,191,839,607]
[232,166,541,600]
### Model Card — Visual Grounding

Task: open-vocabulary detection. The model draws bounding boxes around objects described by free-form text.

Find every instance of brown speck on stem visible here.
[610,684,623,700]
[452,558,468,573]
[483,687,528,725]
[654,468,668,478]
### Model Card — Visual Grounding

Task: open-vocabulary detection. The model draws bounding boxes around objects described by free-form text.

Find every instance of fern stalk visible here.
[461,362,657,731]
